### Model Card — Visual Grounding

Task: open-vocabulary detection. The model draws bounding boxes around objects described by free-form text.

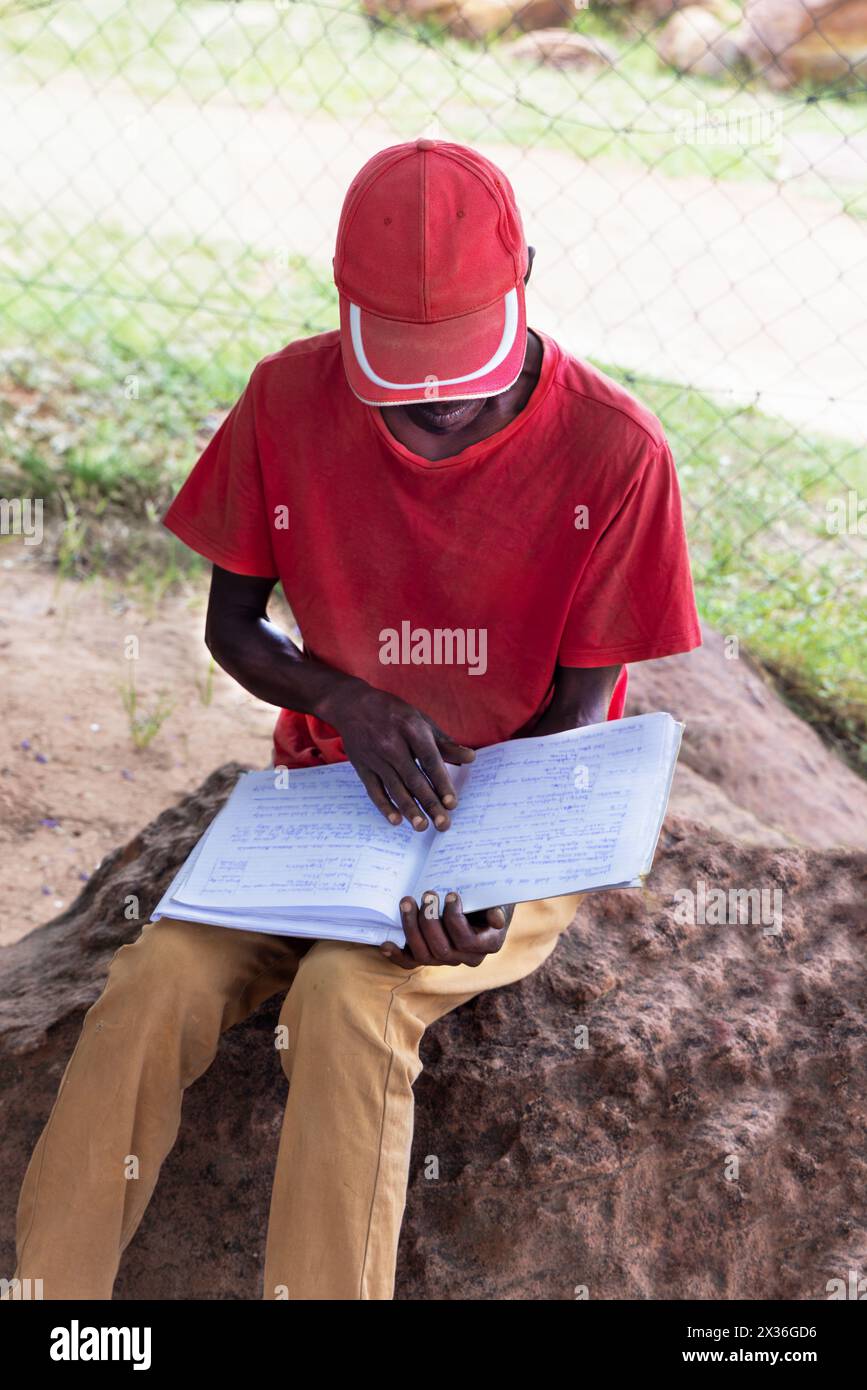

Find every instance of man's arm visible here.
[524,663,623,738]
[204,565,476,831]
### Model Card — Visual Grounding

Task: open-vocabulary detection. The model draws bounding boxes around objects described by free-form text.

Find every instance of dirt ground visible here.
[0,555,284,945]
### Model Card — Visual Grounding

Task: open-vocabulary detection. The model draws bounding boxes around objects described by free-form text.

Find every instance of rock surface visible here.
[501,28,620,67]
[738,0,867,89]
[362,0,577,40]
[629,623,867,852]
[656,5,745,76]
[1,750,865,1298]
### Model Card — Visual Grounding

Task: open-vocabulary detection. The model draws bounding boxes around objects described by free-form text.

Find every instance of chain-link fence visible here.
[1,0,865,754]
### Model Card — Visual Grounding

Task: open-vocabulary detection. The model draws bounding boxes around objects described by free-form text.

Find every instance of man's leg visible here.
[263,892,581,1300]
[13,917,303,1300]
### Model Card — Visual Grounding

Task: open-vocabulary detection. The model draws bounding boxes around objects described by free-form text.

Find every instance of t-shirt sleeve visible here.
[162,371,279,578]
[558,438,702,666]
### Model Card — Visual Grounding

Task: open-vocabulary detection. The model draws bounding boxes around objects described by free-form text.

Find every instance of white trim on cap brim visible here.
[349,288,519,390]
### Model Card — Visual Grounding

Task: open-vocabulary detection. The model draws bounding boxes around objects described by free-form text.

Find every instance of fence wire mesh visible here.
[1,0,865,754]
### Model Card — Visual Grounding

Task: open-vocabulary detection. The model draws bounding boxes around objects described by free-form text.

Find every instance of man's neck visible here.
[377,329,544,463]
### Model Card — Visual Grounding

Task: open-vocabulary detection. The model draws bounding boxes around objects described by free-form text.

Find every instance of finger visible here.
[376,766,430,831]
[378,943,418,970]
[356,767,403,826]
[408,728,460,811]
[431,726,476,772]
[398,896,436,966]
[415,891,470,965]
[444,893,507,955]
[469,905,510,933]
[399,762,451,830]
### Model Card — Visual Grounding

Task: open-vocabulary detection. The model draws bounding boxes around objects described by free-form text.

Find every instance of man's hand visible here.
[319,682,475,832]
[379,891,514,968]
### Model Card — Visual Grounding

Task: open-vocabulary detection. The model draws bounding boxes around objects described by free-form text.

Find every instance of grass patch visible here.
[0,215,336,570]
[607,365,866,763]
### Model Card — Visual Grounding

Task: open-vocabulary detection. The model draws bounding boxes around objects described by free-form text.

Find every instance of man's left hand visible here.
[379,891,514,969]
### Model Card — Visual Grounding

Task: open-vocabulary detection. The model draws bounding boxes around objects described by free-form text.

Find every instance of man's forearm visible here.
[204,571,363,721]
[528,664,622,736]
[208,614,364,720]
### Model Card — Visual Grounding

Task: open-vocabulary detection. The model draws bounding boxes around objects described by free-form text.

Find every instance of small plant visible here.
[197,655,217,707]
[55,488,88,580]
[119,671,174,750]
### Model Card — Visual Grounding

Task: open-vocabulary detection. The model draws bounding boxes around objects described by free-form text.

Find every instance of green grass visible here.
[0,215,336,570]
[1,216,863,764]
[1,0,866,210]
[606,366,867,761]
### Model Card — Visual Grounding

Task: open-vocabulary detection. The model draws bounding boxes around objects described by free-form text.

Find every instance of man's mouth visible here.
[412,400,475,429]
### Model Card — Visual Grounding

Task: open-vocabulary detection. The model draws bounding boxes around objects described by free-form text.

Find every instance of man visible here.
[12,139,701,1300]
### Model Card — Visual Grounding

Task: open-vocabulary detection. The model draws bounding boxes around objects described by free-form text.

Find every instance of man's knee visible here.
[94,919,224,1024]
[277,941,421,1076]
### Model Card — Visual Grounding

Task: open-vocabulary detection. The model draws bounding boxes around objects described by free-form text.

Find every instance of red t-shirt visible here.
[163,327,701,768]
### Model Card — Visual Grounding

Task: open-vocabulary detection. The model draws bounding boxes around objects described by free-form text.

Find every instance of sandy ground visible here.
[0,556,287,945]
[3,74,867,438]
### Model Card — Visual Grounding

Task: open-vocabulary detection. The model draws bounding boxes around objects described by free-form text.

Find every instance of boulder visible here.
[362,0,578,41]
[656,4,745,76]
[595,0,738,20]
[2,762,866,1298]
[628,623,867,852]
[501,27,620,66]
[738,0,867,88]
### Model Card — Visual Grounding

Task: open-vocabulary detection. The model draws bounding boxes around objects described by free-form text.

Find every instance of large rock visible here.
[1,762,866,1298]
[738,0,867,88]
[501,28,620,68]
[362,0,578,40]
[656,4,745,76]
[630,623,867,852]
[596,0,738,20]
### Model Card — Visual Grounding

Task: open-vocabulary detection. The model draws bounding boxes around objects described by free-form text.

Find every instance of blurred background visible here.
[1,0,865,937]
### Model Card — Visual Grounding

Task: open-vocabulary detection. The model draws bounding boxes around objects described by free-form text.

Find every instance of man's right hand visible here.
[318,680,475,832]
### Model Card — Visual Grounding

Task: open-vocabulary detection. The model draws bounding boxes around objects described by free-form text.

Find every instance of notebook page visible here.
[414,713,677,913]
[173,764,431,915]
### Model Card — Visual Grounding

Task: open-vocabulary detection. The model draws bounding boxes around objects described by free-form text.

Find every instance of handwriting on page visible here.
[419,719,665,910]
[178,765,425,912]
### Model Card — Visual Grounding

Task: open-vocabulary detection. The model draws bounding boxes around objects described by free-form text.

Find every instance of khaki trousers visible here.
[12,892,580,1300]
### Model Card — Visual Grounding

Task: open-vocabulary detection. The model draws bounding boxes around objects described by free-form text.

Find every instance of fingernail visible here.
[435,815,447,829]
[445,892,457,904]
[442,794,456,808]
[400,899,413,913]
[389,813,401,825]
[413,816,427,830]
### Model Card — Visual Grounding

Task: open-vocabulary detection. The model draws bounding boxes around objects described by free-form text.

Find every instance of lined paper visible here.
[418,713,677,912]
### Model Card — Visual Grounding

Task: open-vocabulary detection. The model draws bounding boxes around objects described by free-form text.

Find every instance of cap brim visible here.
[338,283,527,407]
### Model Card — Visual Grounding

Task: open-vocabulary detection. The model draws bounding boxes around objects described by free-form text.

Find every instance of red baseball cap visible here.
[333,138,529,407]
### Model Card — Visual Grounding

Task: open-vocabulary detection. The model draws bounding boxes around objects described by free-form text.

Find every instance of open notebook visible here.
[153,711,683,947]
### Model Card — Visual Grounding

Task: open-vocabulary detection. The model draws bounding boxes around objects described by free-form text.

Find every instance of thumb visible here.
[433,727,476,764]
